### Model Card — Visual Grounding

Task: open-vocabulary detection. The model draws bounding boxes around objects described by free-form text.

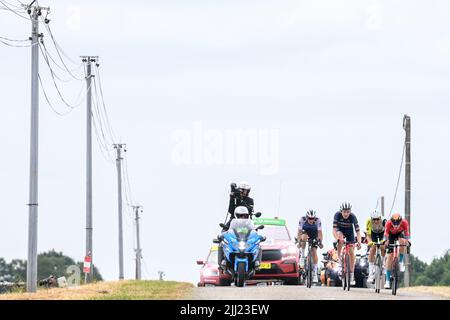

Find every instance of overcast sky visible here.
[1,0,450,284]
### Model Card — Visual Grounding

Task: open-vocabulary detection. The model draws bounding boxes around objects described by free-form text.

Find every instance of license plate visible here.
[260,263,272,269]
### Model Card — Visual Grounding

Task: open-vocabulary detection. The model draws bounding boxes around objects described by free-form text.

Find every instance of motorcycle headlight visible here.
[238,241,246,251]
[359,260,367,267]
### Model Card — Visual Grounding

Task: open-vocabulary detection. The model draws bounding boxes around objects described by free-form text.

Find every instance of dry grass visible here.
[403,286,450,299]
[0,281,194,300]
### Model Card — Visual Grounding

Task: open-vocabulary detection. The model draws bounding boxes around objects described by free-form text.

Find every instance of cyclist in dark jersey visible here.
[297,210,324,283]
[333,202,362,286]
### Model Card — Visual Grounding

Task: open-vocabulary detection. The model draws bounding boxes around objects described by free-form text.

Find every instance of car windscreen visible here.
[207,250,219,264]
[257,225,290,240]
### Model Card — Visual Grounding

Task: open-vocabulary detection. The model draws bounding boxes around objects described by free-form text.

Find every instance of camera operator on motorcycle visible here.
[224,182,254,230]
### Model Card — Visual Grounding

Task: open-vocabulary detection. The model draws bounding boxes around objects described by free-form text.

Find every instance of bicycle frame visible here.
[339,240,354,291]
[387,240,408,296]
[368,239,385,294]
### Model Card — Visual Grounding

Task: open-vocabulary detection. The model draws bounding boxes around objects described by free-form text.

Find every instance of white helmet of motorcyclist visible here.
[238,181,251,193]
[234,206,250,219]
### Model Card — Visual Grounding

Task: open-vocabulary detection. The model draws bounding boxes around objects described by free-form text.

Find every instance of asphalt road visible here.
[190,285,444,300]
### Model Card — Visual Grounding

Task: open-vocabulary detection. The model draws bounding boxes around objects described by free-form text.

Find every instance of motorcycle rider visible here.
[225,182,254,230]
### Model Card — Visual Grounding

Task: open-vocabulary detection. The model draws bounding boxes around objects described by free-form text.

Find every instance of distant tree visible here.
[0,250,102,283]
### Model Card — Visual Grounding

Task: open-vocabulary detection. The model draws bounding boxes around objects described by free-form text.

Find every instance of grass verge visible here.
[0,281,194,300]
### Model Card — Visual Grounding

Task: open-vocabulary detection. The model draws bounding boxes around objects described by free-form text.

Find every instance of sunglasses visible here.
[373,218,381,221]
[307,217,315,220]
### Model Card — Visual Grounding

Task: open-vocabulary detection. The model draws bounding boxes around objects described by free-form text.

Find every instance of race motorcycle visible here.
[217,221,266,287]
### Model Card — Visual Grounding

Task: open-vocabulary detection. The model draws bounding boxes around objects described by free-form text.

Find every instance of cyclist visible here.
[384,213,410,289]
[297,210,324,283]
[333,202,362,286]
[365,210,387,283]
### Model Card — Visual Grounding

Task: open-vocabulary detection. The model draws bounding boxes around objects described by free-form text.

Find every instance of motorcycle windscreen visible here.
[229,219,254,240]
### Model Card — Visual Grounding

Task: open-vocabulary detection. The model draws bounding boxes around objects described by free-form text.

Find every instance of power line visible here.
[94,64,117,142]
[37,73,72,116]
[38,41,83,109]
[0,0,32,20]
[0,35,29,42]
[389,142,406,217]
[41,18,84,80]
[40,39,83,80]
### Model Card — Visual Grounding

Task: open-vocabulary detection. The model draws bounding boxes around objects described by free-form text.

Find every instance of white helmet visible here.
[371,210,382,220]
[306,210,316,219]
[234,206,249,219]
[238,181,251,192]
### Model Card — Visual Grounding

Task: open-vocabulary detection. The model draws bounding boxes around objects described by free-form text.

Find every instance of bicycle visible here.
[299,238,322,288]
[339,240,354,291]
[387,240,409,296]
[368,239,385,294]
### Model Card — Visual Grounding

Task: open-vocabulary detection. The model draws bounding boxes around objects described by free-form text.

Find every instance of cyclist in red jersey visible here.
[383,213,410,289]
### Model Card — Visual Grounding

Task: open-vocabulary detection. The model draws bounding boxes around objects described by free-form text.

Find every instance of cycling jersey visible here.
[333,212,360,243]
[384,219,410,239]
[298,216,322,239]
[366,218,386,236]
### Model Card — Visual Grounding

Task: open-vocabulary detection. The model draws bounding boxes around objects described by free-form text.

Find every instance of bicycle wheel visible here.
[346,252,351,291]
[392,257,398,296]
[374,254,381,293]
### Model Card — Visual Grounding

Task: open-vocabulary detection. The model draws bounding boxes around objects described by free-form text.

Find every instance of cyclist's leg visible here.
[399,235,407,261]
[312,246,319,281]
[300,233,309,255]
[336,231,344,261]
[345,232,356,273]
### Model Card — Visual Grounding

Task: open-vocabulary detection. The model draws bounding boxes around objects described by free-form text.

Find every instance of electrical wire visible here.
[0,35,29,42]
[94,64,117,142]
[41,18,84,80]
[38,73,73,116]
[40,39,83,79]
[38,41,83,108]
[389,142,406,217]
[0,0,32,20]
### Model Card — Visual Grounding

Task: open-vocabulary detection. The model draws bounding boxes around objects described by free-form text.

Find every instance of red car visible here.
[196,245,232,287]
[252,217,301,285]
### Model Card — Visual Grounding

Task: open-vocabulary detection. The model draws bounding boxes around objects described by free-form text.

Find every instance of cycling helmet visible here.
[234,206,249,219]
[391,213,402,226]
[306,210,316,219]
[371,210,382,220]
[340,202,352,211]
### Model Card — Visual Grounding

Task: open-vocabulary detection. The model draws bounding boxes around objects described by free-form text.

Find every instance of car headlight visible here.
[281,246,297,255]
[203,269,219,277]
[238,241,246,251]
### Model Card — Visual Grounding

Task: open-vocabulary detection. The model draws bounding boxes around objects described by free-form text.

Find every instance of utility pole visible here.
[81,56,98,283]
[380,196,385,216]
[114,144,125,280]
[403,115,411,287]
[133,205,143,280]
[25,2,49,293]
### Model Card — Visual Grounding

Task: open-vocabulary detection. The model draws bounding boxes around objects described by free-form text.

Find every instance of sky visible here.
[1,0,450,284]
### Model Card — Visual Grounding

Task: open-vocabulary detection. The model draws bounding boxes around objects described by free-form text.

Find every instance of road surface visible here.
[190,285,445,300]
